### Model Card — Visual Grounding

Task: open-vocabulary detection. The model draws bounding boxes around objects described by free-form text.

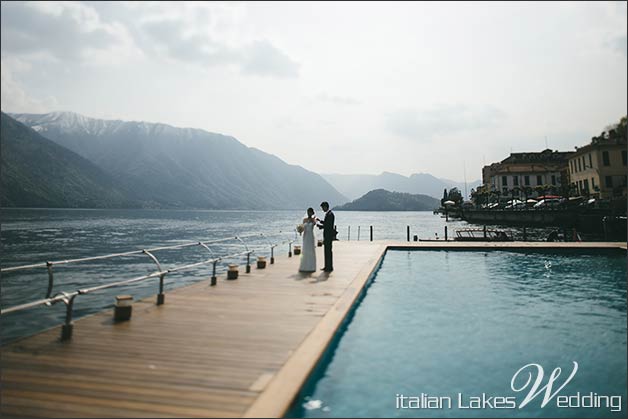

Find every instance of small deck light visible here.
[317,240,323,247]
[257,256,267,269]
[293,245,302,255]
[114,295,133,322]
[227,264,239,280]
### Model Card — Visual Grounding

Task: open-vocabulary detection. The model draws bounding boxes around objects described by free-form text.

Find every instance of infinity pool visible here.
[288,249,627,418]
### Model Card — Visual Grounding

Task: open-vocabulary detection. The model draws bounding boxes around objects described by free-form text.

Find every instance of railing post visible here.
[258,233,275,264]
[61,294,77,341]
[157,273,166,305]
[357,226,361,241]
[523,226,527,241]
[46,262,54,298]
[246,252,251,273]
[407,226,410,242]
[288,242,292,257]
[142,249,165,305]
[483,225,487,239]
[370,226,373,242]
[444,226,448,241]
[211,260,218,286]
[348,226,351,241]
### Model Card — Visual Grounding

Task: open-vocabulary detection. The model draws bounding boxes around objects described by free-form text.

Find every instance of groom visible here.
[316,201,334,272]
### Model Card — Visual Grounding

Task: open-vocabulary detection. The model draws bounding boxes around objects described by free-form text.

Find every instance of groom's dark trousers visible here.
[319,210,335,271]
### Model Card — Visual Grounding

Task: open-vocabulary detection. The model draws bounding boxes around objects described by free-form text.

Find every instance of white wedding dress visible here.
[299,220,317,272]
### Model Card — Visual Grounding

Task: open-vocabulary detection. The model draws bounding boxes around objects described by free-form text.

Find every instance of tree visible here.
[470,188,478,204]
[470,187,488,207]
[447,187,463,205]
[560,183,574,198]
[510,187,521,209]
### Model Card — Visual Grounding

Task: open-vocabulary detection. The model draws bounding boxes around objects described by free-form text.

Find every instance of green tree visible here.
[447,187,463,205]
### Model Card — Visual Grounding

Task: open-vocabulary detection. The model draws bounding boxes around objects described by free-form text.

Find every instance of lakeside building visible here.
[568,128,627,199]
[481,149,573,198]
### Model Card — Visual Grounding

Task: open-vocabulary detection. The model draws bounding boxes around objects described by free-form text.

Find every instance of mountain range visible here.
[7,111,346,210]
[1,112,137,208]
[3,110,479,210]
[322,172,481,201]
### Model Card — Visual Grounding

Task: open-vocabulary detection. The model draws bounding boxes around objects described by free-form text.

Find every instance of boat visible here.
[454,228,513,242]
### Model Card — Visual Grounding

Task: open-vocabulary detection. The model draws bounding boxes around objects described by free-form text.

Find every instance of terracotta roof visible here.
[500,149,573,164]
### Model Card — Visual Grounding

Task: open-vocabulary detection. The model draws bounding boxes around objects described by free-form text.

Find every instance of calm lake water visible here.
[0,208,578,343]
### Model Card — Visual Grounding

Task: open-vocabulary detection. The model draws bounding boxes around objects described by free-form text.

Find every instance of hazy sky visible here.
[1,1,626,181]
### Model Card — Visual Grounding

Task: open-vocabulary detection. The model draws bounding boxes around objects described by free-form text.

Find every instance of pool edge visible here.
[385,240,627,250]
[243,244,388,418]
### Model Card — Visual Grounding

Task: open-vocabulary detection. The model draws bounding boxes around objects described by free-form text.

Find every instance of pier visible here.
[1,241,625,418]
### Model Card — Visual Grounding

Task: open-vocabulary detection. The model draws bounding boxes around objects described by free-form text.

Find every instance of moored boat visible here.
[454,228,512,241]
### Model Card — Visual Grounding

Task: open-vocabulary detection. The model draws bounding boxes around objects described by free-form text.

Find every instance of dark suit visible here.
[318,210,335,271]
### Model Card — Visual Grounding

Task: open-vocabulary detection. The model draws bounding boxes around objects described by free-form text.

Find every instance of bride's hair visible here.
[305,207,315,220]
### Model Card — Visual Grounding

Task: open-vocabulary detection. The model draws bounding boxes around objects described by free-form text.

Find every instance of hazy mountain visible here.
[335,189,440,211]
[322,172,481,200]
[11,112,347,209]
[0,112,136,208]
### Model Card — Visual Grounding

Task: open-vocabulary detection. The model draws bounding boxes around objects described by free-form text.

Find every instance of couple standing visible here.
[299,201,334,273]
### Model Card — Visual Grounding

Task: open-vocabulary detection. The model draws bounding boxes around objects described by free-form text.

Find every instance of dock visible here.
[1,241,625,418]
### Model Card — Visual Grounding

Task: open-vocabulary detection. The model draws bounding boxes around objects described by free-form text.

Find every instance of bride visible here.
[299,208,317,272]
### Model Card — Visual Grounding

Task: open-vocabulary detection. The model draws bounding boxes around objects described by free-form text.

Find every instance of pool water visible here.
[288,249,627,418]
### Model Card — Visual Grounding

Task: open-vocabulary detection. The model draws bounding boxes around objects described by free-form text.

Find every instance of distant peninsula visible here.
[334,189,440,211]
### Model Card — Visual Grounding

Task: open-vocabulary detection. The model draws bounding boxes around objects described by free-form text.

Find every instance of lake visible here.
[1,208,553,343]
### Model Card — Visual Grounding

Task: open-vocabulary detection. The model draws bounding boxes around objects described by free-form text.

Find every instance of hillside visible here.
[334,189,440,211]
[0,112,136,208]
[11,112,347,209]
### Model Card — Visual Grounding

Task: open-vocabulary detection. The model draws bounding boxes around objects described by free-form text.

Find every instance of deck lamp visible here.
[227,264,239,280]
[114,295,133,322]
[257,256,267,269]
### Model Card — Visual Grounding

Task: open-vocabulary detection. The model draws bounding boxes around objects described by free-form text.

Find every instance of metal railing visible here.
[344,225,374,241]
[1,232,294,341]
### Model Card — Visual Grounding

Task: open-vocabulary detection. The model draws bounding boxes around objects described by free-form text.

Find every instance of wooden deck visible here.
[0,241,386,418]
[1,241,625,418]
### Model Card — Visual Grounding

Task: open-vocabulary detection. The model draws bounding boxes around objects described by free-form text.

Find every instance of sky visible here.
[1,1,626,182]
